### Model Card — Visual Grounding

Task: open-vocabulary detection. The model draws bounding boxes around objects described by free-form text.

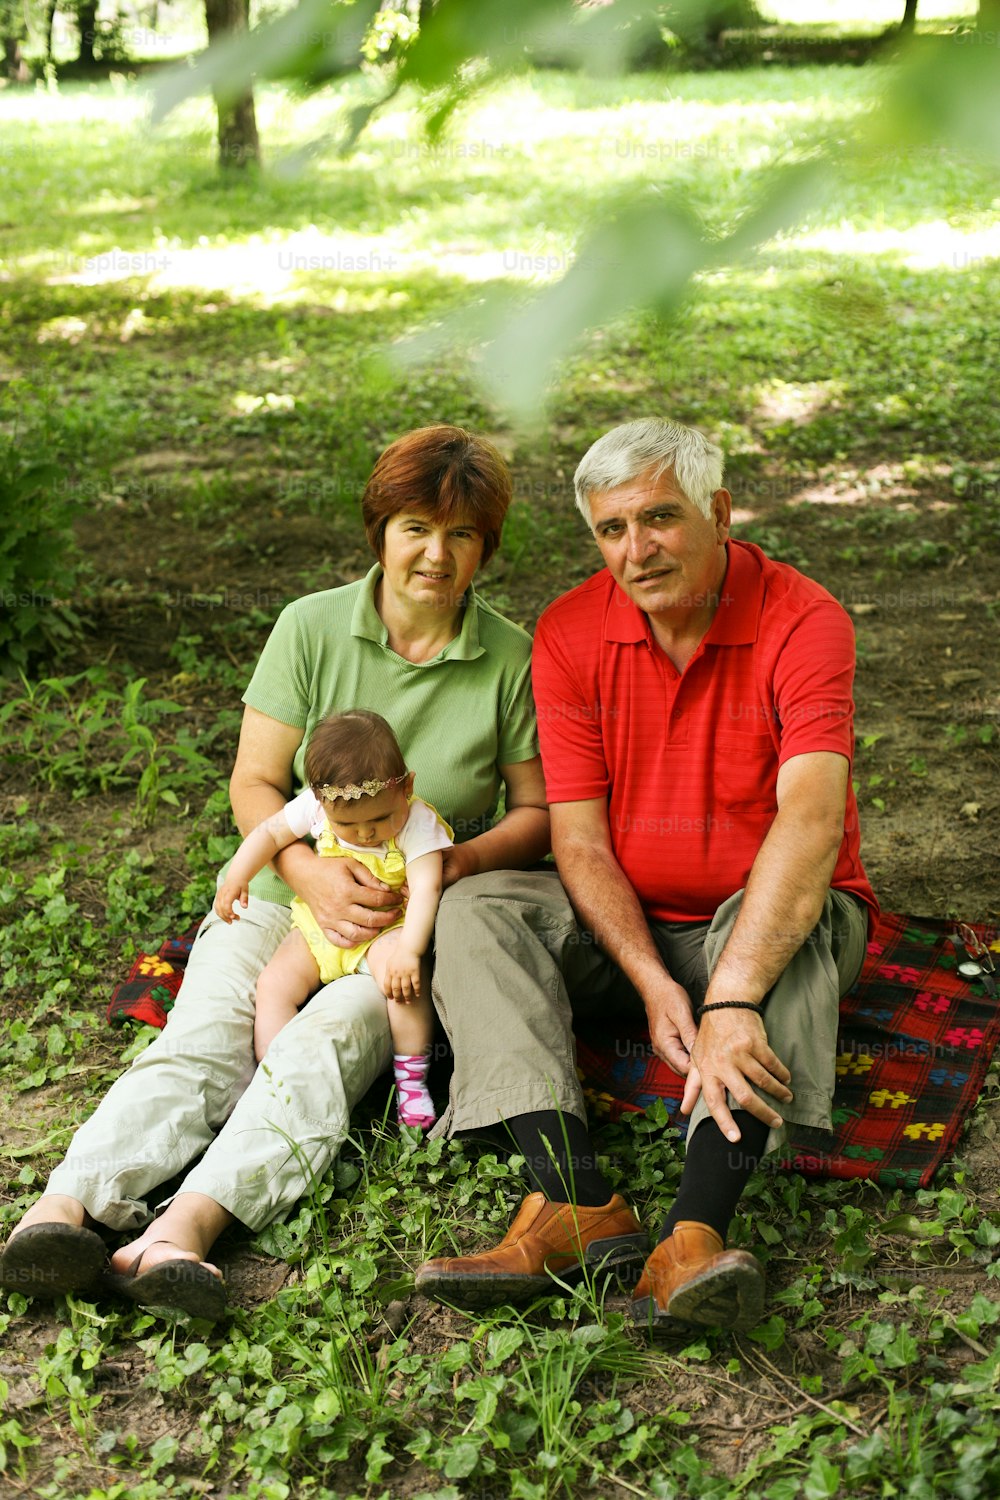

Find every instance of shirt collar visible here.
[350,563,485,662]
[604,574,651,643]
[703,542,763,645]
[603,541,763,646]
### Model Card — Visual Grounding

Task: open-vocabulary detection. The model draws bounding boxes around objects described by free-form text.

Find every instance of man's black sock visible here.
[508,1110,615,1207]
[659,1113,770,1243]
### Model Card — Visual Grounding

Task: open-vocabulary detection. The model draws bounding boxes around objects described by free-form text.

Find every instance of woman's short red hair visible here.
[361,425,512,566]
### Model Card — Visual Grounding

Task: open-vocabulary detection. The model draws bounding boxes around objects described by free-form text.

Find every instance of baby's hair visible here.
[305,710,407,805]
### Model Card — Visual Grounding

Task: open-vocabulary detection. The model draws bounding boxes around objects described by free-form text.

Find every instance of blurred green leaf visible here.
[879,1213,944,1239]
[396,159,825,420]
[397,0,673,89]
[870,33,1000,166]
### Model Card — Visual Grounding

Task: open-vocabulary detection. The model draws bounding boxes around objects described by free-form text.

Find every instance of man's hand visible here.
[383,942,423,1003]
[644,977,698,1077]
[293,855,404,948]
[681,1008,793,1142]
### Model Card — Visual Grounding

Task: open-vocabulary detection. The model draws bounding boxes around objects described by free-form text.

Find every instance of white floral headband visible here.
[314,772,409,804]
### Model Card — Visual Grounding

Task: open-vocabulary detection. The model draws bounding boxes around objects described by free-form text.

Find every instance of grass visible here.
[1,54,1000,1500]
[4,70,998,492]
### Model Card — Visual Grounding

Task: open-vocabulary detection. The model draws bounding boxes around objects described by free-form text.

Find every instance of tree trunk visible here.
[76,0,98,64]
[45,0,58,61]
[3,33,30,80]
[204,0,260,170]
[900,0,917,31]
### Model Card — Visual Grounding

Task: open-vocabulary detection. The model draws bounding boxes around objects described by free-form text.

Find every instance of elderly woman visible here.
[1,425,582,1318]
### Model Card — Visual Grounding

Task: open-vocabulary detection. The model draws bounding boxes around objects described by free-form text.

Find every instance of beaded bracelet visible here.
[697,1001,763,1016]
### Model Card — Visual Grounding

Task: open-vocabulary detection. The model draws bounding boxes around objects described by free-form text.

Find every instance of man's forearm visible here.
[556,839,670,996]
[705,804,843,1006]
[551,806,698,1076]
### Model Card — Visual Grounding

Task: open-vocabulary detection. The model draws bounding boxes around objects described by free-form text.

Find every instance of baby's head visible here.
[306,710,414,848]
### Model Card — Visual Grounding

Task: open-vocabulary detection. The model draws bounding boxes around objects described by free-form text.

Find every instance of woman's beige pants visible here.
[46,901,392,1231]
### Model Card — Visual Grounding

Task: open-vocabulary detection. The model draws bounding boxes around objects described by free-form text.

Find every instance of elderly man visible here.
[417,418,876,1332]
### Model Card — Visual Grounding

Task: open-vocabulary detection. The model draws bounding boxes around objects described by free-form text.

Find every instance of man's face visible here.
[589,465,731,621]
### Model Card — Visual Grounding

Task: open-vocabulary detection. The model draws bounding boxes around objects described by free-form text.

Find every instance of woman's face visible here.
[380,509,485,613]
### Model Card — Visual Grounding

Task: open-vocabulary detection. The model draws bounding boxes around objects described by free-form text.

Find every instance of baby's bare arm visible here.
[366,853,443,1002]
[214,810,300,922]
[397,851,443,956]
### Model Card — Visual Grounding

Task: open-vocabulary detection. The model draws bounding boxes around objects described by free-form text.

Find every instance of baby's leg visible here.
[254,931,321,1062]
[366,933,435,1129]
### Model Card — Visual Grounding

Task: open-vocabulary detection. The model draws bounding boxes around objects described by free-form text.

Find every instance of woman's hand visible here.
[441,841,481,890]
[289,850,405,948]
[441,758,550,881]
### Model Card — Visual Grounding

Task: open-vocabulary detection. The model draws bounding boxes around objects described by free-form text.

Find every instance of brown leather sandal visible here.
[102,1241,227,1321]
[0,1222,107,1299]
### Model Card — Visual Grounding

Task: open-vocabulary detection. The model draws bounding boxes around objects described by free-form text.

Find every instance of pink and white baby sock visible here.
[393,1053,435,1130]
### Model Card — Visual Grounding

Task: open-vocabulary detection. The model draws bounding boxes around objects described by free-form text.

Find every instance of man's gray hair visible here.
[574,419,725,524]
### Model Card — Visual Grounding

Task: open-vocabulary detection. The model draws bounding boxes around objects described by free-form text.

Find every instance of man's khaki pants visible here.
[430,870,867,1158]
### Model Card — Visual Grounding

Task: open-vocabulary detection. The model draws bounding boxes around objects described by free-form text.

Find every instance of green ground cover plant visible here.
[1,47,998,1499]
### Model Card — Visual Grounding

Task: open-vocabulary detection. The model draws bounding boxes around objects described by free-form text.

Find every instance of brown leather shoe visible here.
[631,1221,765,1334]
[414,1192,647,1308]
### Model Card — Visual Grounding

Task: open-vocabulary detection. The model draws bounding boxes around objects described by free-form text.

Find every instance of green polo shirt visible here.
[238,564,538,904]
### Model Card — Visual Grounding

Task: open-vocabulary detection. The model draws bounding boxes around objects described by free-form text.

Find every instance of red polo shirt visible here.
[532,540,877,926]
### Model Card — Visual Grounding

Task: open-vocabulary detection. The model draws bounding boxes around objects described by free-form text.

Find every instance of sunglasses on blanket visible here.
[954,924,998,1000]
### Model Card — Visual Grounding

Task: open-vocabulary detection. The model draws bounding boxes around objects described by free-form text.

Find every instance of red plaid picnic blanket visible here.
[110,913,999,1189]
[106,929,198,1029]
[576,912,1000,1189]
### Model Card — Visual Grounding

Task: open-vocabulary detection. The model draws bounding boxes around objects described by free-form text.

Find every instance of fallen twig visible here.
[739,1346,868,1438]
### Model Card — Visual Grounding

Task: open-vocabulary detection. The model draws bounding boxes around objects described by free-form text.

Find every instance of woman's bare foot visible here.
[10,1194,90,1237]
[104,1197,231,1320]
[110,1235,223,1280]
[108,1192,232,1281]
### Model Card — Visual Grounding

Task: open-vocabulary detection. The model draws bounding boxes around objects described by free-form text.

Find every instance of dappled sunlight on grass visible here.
[34,314,91,345]
[777,220,1000,271]
[3,69,996,282]
[752,378,844,428]
[2,66,997,492]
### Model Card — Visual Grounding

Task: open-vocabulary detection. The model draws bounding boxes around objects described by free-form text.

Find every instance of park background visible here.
[1,2,999,1496]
